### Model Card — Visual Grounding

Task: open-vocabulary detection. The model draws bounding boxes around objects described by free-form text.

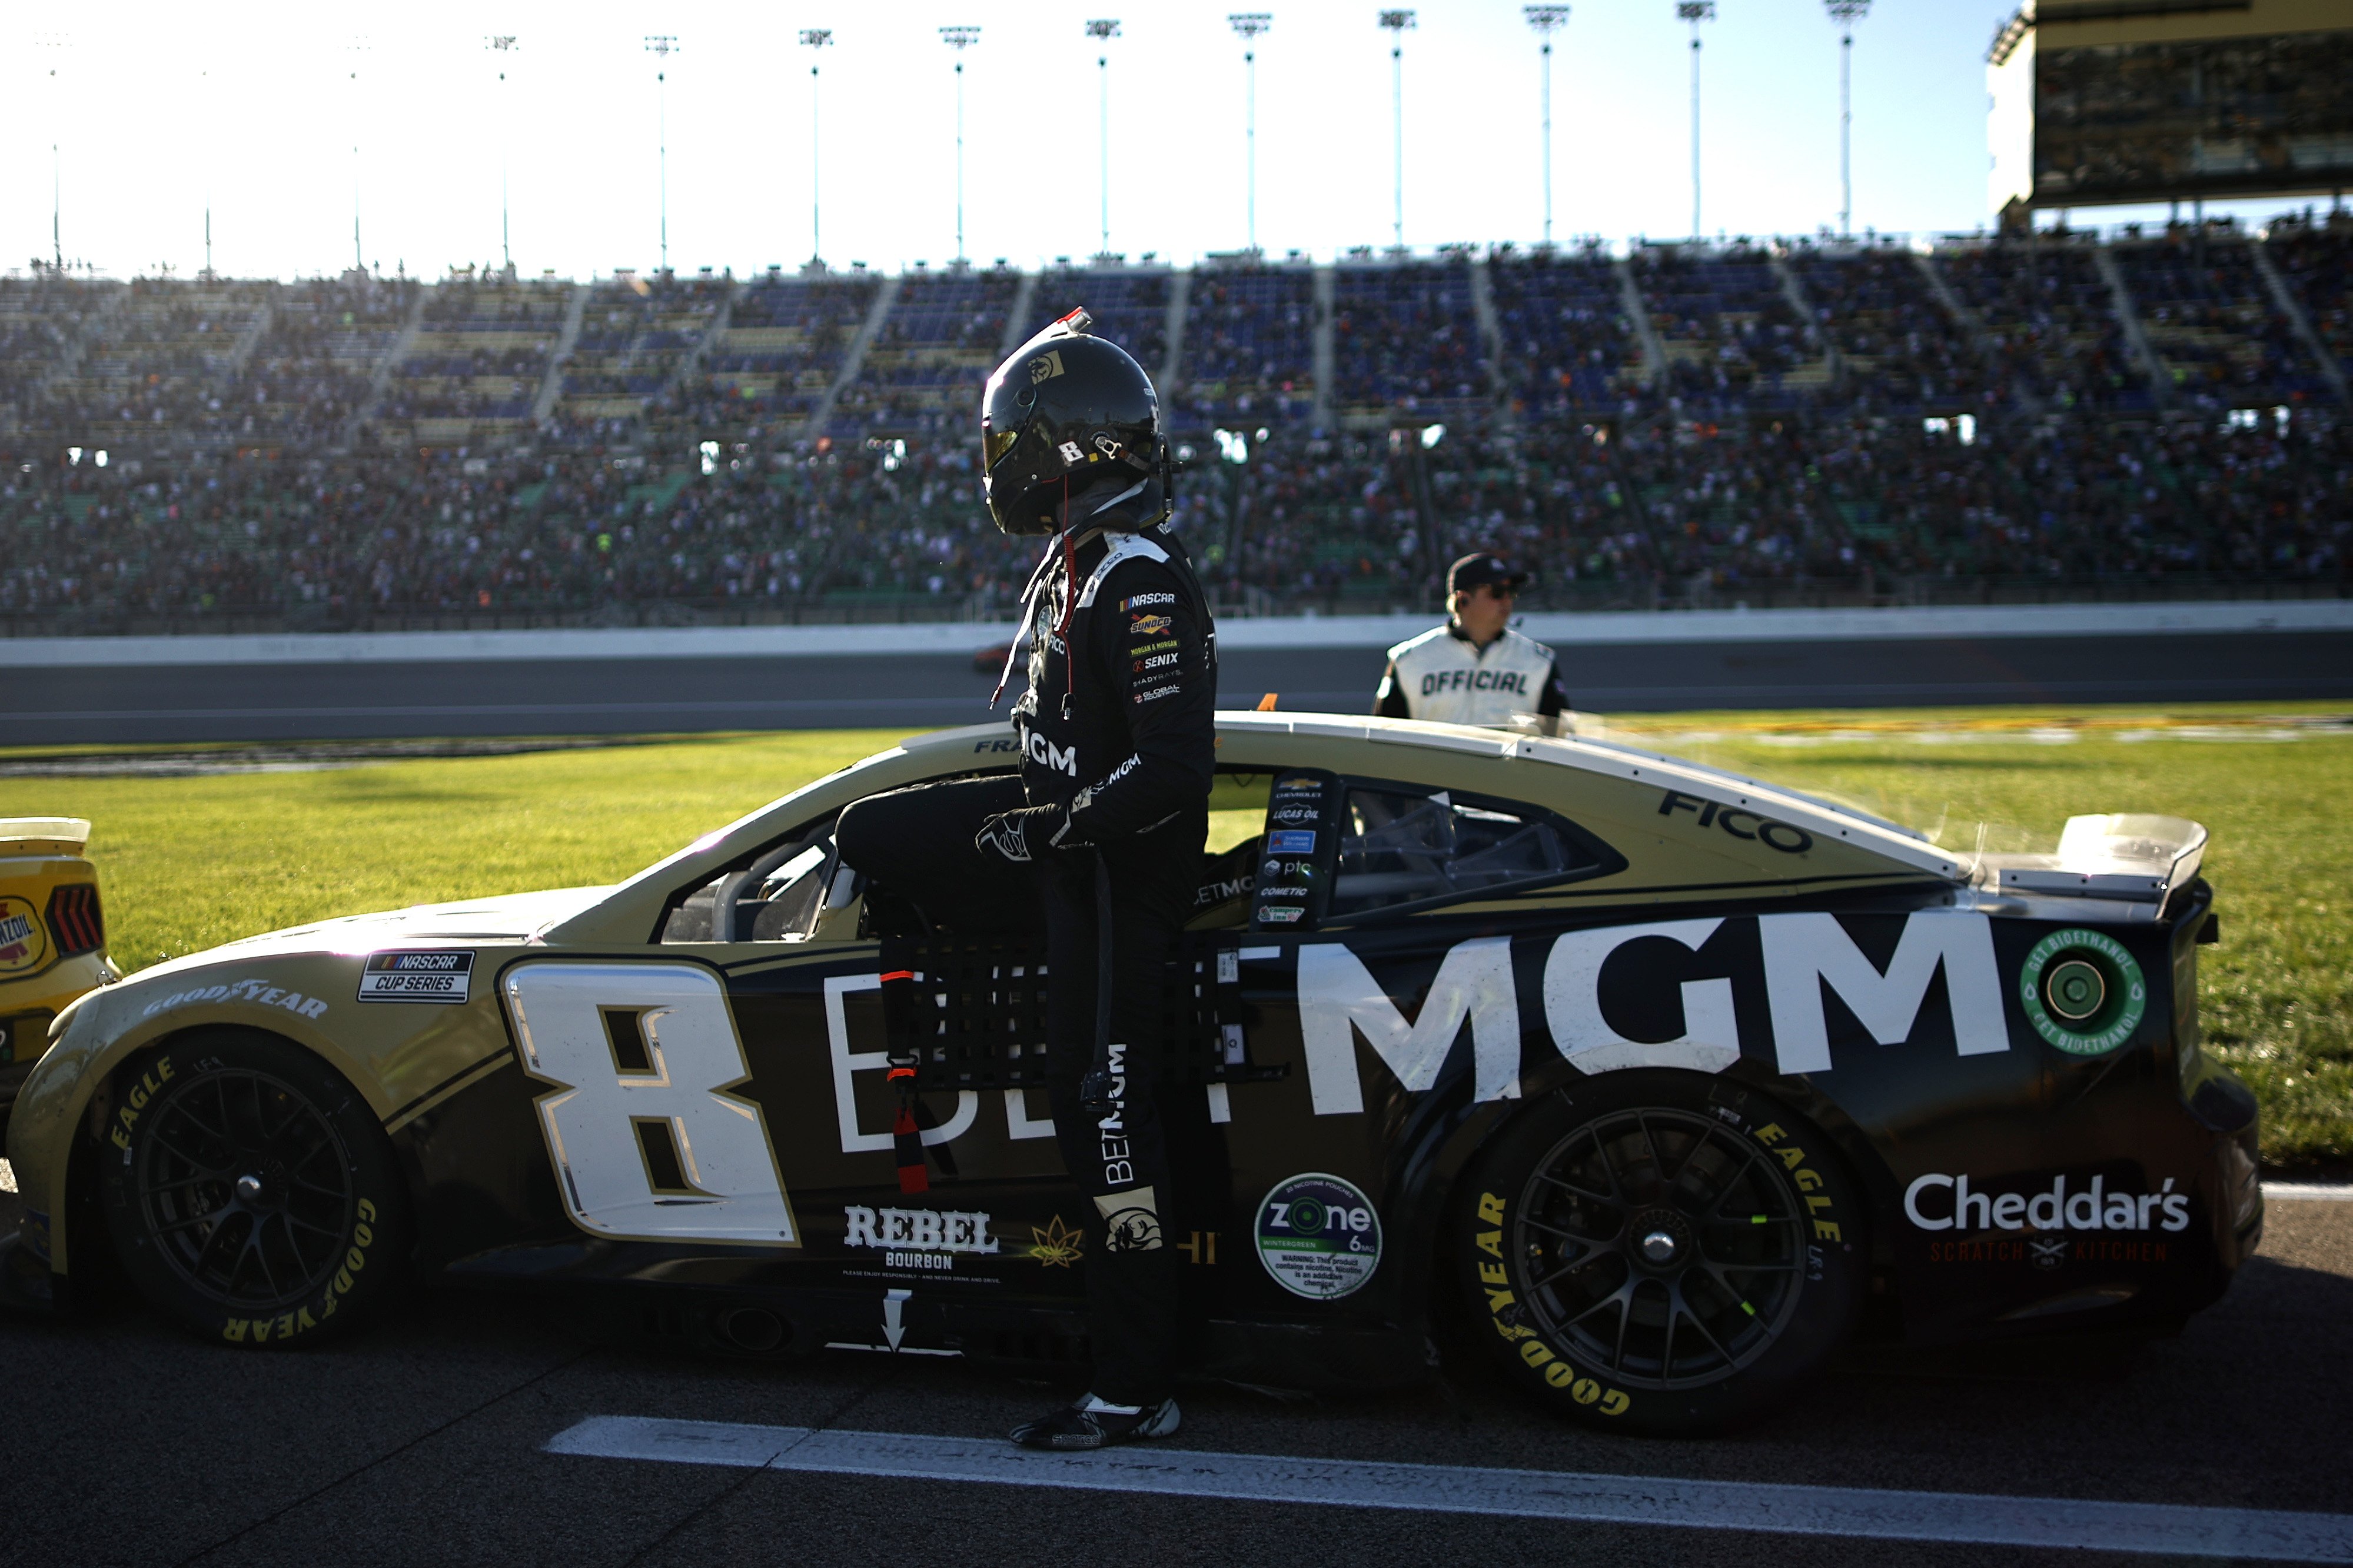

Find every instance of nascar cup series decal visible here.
[1256,1173,1382,1300]
[2018,928,2146,1056]
[357,950,476,1003]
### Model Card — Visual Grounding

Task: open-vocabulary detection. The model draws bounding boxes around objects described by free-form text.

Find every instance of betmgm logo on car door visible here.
[1295,910,2011,1116]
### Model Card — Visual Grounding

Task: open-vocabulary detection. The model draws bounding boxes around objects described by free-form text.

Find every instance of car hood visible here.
[221,886,618,950]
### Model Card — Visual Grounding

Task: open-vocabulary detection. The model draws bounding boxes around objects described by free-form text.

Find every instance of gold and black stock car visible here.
[0,715,2259,1435]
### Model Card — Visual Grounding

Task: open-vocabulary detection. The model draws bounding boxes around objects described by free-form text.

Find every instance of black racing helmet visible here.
[982,308,1169,537]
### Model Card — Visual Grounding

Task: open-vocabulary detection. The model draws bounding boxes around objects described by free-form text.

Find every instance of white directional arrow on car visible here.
[882,1289,910,1351]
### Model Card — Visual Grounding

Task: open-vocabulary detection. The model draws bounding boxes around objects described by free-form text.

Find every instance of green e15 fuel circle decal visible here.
[2019,928,2146,1057]
[1256,1173,1382,1300]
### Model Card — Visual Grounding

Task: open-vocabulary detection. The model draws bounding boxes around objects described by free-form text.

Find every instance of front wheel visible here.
[98,1029,407,1347]
[1454,1070,1867,1436]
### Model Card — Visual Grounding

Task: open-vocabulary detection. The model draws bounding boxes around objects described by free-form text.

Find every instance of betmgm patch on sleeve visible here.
[357,950,476,1003]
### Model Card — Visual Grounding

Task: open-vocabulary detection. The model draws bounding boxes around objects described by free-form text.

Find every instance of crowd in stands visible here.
[1,212,2349,628]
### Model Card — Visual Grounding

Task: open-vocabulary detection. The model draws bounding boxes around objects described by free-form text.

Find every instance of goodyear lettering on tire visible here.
[218,1196,380,1345]
[1471,1190,1633,1419]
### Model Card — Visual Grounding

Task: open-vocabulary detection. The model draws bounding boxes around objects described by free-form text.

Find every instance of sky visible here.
[0,0,2319,283]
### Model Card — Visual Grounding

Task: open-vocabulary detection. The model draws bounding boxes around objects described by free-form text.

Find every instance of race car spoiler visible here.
[1982,813,2209,906]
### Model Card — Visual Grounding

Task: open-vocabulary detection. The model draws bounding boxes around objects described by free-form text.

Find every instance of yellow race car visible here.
[0,818,115,1139]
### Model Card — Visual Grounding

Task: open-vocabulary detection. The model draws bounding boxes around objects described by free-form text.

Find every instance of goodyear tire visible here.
[1456,1070,1866,1436]
[97,1030,405,1348]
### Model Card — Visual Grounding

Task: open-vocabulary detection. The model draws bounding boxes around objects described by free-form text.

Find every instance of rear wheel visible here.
[98,1030,406,1347]
[1455,1070,1866,1436]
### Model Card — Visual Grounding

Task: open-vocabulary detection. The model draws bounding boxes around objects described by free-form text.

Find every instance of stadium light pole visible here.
[35,34,68,271]
[940,27,981,265]
[1677,2,1713,240]
[1379,10,1415,252]
[1086,20,1120,259]
[1229,14,1271,254]
[1525,6,1568,246]
[487,35,519,274]
[348,35,372,274]
[1825,0,1869,237]
[803,29,833,268]
[644,36,677,274]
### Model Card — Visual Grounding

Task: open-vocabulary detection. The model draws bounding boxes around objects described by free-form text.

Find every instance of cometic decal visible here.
[357,950,475,1004]
[1257,1172,1382,1299]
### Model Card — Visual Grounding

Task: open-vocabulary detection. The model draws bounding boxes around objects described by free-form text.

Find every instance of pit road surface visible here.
[1,1174,2346,1567]
[10,630,2352,744]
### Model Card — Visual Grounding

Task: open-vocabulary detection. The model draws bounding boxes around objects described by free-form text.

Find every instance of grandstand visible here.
[1,212,2349,632]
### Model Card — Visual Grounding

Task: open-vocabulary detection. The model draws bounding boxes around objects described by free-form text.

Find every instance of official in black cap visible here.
[1373,552,1570,728]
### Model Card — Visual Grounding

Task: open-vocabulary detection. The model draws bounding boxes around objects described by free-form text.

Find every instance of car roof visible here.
[543,712,1963,945]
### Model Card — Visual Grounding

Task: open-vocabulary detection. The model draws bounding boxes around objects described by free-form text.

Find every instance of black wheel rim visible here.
[1512,1106,1805,1391]
[133,1068,355,1312]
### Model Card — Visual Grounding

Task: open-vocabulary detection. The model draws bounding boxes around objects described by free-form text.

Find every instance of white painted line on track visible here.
[546,1416,2353,1561]
[2265,1183,2353,1202]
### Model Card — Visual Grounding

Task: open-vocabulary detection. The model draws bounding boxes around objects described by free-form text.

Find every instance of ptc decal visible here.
[1255,1172,1382,1300]
[2018,928,2146,1056]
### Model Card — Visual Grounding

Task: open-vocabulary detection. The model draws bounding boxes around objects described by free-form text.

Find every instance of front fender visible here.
[8,976,387,1277]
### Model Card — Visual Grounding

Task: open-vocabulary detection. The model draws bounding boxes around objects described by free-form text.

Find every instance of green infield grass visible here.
[4,701,2346,1169]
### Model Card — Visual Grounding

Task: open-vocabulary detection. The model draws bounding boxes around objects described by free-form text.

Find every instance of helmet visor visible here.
[983,419,1024,473]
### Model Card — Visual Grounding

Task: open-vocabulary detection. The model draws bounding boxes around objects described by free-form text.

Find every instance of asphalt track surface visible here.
[1,1175,2348,1567]
[9,631,2353,745]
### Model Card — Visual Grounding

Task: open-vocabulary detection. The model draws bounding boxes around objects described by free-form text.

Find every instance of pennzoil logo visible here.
[0,895,49,976]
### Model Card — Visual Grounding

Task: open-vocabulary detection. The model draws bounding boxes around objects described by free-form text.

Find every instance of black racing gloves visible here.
[975,803,1072,865]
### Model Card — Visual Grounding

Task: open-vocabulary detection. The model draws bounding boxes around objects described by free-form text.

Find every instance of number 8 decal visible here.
[504,961,800,1244]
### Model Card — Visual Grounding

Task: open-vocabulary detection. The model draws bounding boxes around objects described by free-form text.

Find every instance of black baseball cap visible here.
[1448,553,1530,595]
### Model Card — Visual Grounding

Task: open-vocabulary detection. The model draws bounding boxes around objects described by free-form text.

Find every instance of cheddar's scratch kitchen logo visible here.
[1905,1171,2190,1268]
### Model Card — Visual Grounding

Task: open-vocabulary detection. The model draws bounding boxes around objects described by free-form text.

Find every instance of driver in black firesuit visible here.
[834,310,1215,1450]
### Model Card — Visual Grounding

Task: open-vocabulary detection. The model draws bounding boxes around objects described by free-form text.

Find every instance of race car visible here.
[0,714,2261,1435]
[0,818,115,1140]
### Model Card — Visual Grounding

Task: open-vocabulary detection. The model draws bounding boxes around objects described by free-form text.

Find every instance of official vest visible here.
[1384,624,1558,727]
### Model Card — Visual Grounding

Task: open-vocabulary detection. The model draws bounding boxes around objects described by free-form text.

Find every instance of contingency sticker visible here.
[357,950,476,1003]
[1255,1172,1382,1300]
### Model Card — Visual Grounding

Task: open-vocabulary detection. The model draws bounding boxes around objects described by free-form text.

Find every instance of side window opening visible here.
[660,825,842,944]
[1331,787,1598,918]
[1249,771,1620,929]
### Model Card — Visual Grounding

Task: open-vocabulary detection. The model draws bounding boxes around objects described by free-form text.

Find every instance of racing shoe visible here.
[1009,1393,1181,1450]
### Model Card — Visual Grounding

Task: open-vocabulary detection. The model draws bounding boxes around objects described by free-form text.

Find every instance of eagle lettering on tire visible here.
[97,1028,407,1348]
[1457,1070,1867,1437]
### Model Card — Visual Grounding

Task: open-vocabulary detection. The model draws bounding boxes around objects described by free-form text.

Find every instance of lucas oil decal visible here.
[357,950,475,1003]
